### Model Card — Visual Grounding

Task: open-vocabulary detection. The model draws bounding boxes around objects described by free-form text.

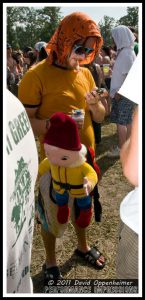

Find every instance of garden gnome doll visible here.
[42,112,98,228]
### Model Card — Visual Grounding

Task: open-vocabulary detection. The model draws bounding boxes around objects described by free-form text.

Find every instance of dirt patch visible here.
[30,117,133,293]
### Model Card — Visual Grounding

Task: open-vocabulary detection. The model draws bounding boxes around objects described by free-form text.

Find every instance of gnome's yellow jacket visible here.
[39,157,98,198]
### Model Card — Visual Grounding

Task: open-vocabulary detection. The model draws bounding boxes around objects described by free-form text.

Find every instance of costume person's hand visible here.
[83,177,92,195]
[85,88,100,105]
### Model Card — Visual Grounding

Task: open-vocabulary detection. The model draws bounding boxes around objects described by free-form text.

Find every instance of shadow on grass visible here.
[60,247,106,277]
[96,132,118,157]
[32,254,77,293]
[32,269,44,293]
[32,250,97,293]
[97,155,119,178]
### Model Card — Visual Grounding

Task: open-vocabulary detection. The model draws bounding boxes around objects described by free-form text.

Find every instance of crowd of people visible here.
[7,41,48,97]
[6,11,139,295]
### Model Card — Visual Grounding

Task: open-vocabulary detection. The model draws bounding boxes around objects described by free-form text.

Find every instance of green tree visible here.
[36,7,62,42]
[99,16,116,46]
[7,7,21,48]
[117,7,139,29]
[7,6,62,50]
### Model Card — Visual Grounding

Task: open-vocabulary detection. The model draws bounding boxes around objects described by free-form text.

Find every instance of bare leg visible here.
[126,124,132,140]
[74,223,89,252]
[74,223,105,266]
[117,124,127,149]
[41,226,57,267]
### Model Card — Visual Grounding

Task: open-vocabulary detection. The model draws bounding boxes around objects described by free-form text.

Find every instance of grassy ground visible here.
[30,117,133,293]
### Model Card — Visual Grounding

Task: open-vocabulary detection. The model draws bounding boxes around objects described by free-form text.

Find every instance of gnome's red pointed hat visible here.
[44,112,82,151]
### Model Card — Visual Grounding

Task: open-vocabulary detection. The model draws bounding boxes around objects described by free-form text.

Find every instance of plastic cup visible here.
[71,109,85,130]
[103,64,110,76]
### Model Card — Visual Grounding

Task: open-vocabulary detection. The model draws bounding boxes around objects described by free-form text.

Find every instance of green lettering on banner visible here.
[6,135,13,155]
[14,118,25,141]
[18,111,30,135]
[9,121,19,145]
[20,111,31,133]
[21,266,29,278]
[8,111,31,146]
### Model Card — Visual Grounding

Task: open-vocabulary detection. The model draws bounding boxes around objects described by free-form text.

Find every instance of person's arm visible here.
[85,88,106,123]
[90,99,106,123]
[25,107,49,136]
[120,107,138,186]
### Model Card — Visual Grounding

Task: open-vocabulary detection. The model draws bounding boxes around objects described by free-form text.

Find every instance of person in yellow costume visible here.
[39,112,98,228]
[18,12,106,288]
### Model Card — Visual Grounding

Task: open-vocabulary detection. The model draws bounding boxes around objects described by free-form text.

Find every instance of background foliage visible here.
[99,7,139,46]
[7,6,139,50]
[7,7,62,49]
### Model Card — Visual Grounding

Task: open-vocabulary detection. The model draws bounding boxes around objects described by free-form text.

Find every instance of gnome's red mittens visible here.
[57,204,70,224]
[75,207,92,228]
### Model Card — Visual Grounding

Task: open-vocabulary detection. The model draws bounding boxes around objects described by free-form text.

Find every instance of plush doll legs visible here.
[75,196,92,228]
[55,191,70,224]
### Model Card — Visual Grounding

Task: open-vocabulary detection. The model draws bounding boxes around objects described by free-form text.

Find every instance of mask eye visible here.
[61,156,69,160]
[73,44,94,56]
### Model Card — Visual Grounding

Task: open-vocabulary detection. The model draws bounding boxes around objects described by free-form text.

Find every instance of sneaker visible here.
[107,146,120,158]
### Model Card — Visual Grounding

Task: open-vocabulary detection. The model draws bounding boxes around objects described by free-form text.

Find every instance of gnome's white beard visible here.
[69,144,87,167]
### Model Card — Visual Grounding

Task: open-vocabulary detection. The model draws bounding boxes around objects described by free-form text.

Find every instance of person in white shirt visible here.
[6,90,38,293]
[116,107,139,279]
[115,53,141,279]
[108,25,136,158]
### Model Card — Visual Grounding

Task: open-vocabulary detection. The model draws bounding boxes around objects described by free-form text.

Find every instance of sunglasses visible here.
[73,44,94,56]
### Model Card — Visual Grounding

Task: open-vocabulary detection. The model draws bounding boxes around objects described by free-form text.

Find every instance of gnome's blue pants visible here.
[55,191,92,227]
